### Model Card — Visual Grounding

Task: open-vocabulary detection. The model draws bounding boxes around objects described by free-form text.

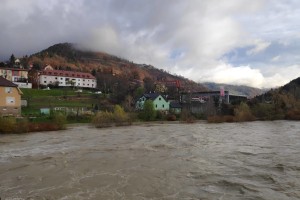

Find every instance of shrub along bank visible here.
[0,112,66,134]
[92,105,131,128]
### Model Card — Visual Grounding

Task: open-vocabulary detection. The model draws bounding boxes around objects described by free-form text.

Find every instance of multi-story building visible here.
[0,68,32,88]
[39,69,97,89]
[0,77,23,117]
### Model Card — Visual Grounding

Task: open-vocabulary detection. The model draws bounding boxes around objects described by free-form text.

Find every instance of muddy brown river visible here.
[0,121,299,200]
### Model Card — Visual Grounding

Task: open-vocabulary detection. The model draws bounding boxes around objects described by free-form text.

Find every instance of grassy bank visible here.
[21,88,92,97]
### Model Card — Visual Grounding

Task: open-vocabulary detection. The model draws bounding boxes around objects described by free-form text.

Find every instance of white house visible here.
[39,69,97,89]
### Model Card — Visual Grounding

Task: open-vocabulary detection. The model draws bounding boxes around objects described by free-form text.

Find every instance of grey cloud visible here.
[0,0,299,88]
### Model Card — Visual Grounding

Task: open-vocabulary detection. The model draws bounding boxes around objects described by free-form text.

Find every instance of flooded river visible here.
[0,121,299,200]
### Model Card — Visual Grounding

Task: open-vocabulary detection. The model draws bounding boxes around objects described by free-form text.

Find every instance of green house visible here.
[135,93,170,111]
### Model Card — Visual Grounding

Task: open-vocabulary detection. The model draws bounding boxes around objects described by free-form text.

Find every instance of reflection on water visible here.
[0,121,299,200]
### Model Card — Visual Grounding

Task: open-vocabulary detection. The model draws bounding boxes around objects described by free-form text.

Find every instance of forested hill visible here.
[281,77,300,99]
[28,43,207,92]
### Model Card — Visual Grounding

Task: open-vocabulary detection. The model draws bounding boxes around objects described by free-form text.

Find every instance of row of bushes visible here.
[92,104,194,128]
[2,102,299,133]
[92,105,131,128]
[285,109,300,120]
[207,102,300,123]
[0,112,66,134]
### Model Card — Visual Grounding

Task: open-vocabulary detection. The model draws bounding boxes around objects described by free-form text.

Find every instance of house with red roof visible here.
[39,67,97,89]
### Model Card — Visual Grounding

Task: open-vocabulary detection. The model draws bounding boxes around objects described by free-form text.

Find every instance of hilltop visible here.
[281,77,300,99]
[249,76,300,120]
[254,77,300,101]
[27,43,207,93]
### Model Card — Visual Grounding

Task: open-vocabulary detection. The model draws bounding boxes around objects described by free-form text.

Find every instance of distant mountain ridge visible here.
[202,82,265,98]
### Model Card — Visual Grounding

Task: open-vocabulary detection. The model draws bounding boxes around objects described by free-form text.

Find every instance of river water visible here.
[0,121,299,200]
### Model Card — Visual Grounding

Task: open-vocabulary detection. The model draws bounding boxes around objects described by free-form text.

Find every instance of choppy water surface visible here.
[0,121,299,200]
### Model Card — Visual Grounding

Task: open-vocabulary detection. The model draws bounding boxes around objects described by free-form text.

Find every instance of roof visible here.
[142,93,168,102]
[0,67,29,72]
[0,76,18,87]
[144,93,160,100]
[170,101,182,108]
[40,69,96,79]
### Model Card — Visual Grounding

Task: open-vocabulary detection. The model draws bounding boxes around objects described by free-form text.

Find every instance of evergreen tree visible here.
[10,54,15,65]
[140,100,156,121]
[91,69,96,76]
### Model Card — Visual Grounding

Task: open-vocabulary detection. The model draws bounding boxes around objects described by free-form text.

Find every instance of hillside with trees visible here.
[207,77,300,122]
[24,43,207,103]
[248,77,300,120]
[1,43,299,124]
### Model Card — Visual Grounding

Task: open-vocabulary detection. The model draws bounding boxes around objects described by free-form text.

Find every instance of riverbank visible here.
[0,113,66,134]
[1,112,299,135]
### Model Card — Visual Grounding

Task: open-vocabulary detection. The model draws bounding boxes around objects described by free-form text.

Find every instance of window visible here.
[5,87,12,93]
[13,71,19,76]
[159,97,161,100]
[44,81,46,83]
[162,104,164,108]
[6,97,15,105]
[155,104,157,108]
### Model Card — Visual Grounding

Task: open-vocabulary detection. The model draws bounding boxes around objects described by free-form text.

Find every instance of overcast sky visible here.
[1,0,300,88]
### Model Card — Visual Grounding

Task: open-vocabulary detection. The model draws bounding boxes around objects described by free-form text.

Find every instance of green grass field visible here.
[21,88,100,116]
[21,88,92,98]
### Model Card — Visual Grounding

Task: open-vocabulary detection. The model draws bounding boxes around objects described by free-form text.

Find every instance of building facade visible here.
[180,91,248,115]
[136,93,170,111]
[0,77,23,117]
[0,68,32,88]
[39,69,97,89]
[181,91,247,105]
